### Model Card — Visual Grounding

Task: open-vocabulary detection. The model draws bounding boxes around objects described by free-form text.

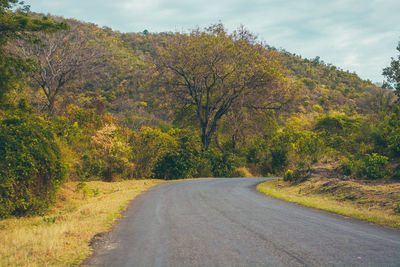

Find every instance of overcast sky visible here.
[25,0,400,83]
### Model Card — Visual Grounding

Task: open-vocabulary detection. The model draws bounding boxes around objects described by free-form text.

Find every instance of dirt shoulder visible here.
[257,178,400,229]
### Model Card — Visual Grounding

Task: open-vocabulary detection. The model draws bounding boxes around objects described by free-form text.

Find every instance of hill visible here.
[1,9,399,219]
[14,14,395,123]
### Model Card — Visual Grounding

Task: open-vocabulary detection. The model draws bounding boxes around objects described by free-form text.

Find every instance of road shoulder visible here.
[257,178,400,229]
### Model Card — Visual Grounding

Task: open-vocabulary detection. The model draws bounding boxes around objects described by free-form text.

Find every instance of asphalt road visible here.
[84,178,400,267]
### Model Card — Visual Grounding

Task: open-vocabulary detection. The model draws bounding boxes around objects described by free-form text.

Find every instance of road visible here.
[84,178,400,267]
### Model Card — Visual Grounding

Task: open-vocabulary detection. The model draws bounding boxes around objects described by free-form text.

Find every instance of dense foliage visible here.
[1,4,399,217]
[0,110,66,217]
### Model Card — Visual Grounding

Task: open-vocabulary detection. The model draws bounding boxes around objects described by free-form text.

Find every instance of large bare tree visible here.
[157,24,292,152]
[16,21,105,115]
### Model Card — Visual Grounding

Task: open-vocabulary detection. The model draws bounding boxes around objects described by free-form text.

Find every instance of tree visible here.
[91,123,131,181]
[16,20,105,115]
[383,41,400,99]
[130,126,174,178]
[157,24,291,152]
[0,0,65,105]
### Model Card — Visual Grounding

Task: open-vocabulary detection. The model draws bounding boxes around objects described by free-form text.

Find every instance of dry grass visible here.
[257,178,400,229]
[0,179,164,267]
[234,167,254,177]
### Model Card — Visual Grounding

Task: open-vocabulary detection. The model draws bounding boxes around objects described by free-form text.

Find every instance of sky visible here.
[25,0,400,83]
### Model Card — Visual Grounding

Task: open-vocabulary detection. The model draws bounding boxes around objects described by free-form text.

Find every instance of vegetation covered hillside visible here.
[1,1,399,218]
[277,50,395,115]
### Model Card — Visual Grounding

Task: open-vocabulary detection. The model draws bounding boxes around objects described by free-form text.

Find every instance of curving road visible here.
[84,178,400,267]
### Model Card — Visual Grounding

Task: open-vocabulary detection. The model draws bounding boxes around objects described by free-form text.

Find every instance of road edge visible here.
[256,179,400,230]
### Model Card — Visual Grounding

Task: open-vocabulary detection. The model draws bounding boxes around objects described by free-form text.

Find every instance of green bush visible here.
[270,146,289,172]
[356,153,389,180]
[369,108,400,161]
[152,128,200,179]
[283,169,294,181]
[77,153,106,180]
[204,150,244,177]
[293,131,323,164]
[153,151,194,179]
[196,156,214,177]
[0,111,66,218]
[283,165,310,183]
[259,130,293,175]
[131,127,174,178]
[339,157,353,176]
[244,137,270,175]
[385,108,400,157]
[314,114,364,154]
[245,126,322,176]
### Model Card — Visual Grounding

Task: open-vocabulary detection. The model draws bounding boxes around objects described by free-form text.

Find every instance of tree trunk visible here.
[201,126,209,153]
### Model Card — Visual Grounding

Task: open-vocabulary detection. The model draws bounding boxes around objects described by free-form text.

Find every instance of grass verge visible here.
[257,178,400,229]
[0,179,164,267]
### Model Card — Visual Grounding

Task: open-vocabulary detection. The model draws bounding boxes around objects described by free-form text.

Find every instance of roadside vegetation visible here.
[1,0,400,264]
[0,179,163,266]
[257,178,400,229]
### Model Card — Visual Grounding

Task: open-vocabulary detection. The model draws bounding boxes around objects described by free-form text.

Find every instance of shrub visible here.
[356,153,389,180]
[283,169,294,181]
[0,112,66,218]
[152,151,193,179]
[263,130,294,174]
[283,165,309,183]
[131,127,174,178]
[91,123,132,181]
[314,114,364,154]
[339,157,353,176]
[152,128,200,179]
[293,131,323,164]
[378,106,400,157]
[270,146,289,172]
[204,150,244,177]
[77,153,106,180]
[244,137,269,175]
[196,156,214,177]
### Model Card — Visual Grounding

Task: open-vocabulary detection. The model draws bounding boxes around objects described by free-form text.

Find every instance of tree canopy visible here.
[0,0,66,104]
[383,41,400,99]
[157,24,292,151]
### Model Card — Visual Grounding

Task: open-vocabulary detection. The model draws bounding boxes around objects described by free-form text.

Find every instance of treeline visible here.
[246,111,400,183]
[1,0,399,218]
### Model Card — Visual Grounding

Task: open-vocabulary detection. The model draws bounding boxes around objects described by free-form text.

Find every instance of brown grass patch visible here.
[0,179,164,266]
[234,167,254,177]
[257,178,400,229]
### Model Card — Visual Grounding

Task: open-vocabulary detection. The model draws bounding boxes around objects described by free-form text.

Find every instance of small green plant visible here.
[42,216,56,224]
[283,160,311,184]
[75,182,86,192]
[91,188,100,196]
[283,169,294,182]
[76,182,90,198]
